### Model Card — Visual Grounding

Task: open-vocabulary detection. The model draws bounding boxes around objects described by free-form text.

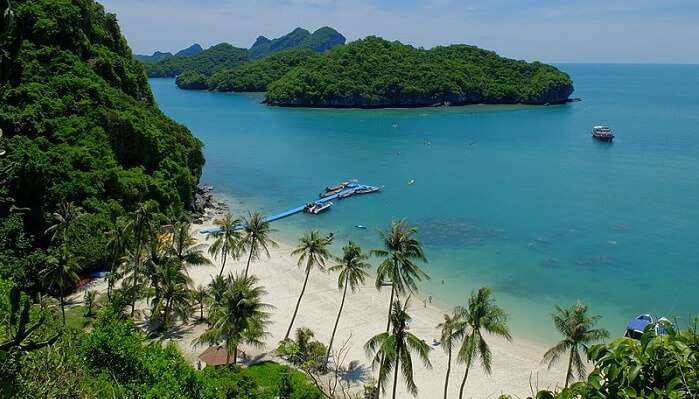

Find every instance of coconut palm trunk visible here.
[392,344,402,399]
[218,249,227,277]
[385,281,396,332]
[565,350,574,388]
[458,362,471,399]
[244,246,254,278]
[325,275,349,366]
[130,232,147,317]
[444,346,452,399]
[285,268,311,340]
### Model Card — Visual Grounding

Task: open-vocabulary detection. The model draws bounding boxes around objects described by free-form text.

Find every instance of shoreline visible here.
[181,188,567,398]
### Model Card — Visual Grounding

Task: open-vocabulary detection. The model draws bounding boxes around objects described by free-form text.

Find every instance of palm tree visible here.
[192,284,209,321]
[455,287,512,399]
[40,249,82,325]
[84,290,98,317]
[44,201,82,243]
[207,213,242,277]
[105,216,130,300]
[365,298,432,398]
[325,241,371,366]
[195,273,272,365]
[240,211,277,278]
[208,274,228,305]
[437,311,464,399]
[151,259,192,330]
[124,201,158,316]
[371,219,428,333]
[285,230,331,340]
[543,303,609,388]
[172,221,211,269]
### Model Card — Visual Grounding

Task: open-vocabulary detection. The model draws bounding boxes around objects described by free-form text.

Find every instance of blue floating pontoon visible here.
[200,181,380,235]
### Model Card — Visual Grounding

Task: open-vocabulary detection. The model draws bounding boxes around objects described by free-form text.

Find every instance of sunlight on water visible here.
[151,64,699,343]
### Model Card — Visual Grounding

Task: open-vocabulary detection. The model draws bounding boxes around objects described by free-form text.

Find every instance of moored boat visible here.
[326,182,347,192]
[624,314,673,340]
[310,201,333,214]
[320,187,344,198]
[625,314,653,339]
[354,185,382,194]
[592,125,615,142]
[338,188,357,199]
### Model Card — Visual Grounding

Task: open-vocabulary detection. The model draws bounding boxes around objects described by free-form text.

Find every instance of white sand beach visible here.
[177,218,566,398]
[70,213,567,398]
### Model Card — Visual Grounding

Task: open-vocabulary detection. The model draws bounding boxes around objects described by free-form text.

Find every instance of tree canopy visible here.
[145,42,249,78]
[206,49,317,92]
[248,26,345,60]
[266,36,574,107]
[0,0,204,291]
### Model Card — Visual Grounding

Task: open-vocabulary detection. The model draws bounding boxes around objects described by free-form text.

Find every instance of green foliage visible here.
[248,26,345,60]
[266,36,574,107]
[146,42,248,78]
[208,49,316,92]
[176,69,210,90]
[135,50,173,64]
[534,322,698,399]
[277,327,327,370]
[0,0,204,292]
[243,361,322,399]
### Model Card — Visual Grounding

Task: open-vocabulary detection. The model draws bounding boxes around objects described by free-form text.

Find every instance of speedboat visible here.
[625,314,674,339]
[319,187,343,198]
[354,185,382,195]
[338,188,357,199]
[325,182,347,192]
[310,201,333,214]
[625,314,653,339]
[592,125,615,142]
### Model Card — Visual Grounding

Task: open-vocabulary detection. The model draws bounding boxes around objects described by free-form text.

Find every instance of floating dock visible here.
[200,183,379,234]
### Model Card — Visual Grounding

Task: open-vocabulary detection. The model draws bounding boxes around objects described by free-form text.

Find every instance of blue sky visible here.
[101,0,699,63]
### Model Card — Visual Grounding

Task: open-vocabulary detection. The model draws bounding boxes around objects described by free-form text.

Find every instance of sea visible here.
[150,64,699,343]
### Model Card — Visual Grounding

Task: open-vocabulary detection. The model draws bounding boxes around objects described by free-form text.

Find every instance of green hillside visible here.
[145,42,248,78]
[266,36,574,107]
[0,0,204,285]
[204,49,316,92]
[248,26,345,59]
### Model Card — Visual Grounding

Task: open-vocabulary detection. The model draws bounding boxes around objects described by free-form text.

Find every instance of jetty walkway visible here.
[200,182,379,234]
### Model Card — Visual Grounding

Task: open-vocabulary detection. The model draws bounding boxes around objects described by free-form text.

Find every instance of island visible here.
[265,36,574,107]
[143,27,345,81]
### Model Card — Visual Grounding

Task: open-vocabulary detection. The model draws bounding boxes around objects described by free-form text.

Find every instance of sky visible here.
[100,0,699,64]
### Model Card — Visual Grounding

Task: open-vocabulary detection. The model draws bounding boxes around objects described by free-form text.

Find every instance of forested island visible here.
[143,26,345,80]
[266,37,574,107]
[145,34,573,107]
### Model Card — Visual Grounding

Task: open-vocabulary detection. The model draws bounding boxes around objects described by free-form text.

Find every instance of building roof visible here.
[198,345,234,366]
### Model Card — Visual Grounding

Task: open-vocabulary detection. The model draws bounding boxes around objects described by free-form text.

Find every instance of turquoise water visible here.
[150,64,699,343]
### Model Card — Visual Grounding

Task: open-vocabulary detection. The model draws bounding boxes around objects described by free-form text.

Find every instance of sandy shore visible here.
[69,212,566,398]
[178,218,566,398]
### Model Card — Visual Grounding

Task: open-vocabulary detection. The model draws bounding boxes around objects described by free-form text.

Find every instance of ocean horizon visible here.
[150,63,699,344]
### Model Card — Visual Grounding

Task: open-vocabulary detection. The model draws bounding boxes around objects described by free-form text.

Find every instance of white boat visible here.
[310,201,333,214]
[592,125,615,142]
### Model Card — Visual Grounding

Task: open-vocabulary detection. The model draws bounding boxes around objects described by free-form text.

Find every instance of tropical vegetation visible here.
[0,0,204,297]
[207,49,317,92]
[248,26,345,60]
[285,230,331,340]
[365,298,432,398]
[266,36,574,107]
[543,302,610,388]
[145,42,249,78]
[454,287,512,399]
